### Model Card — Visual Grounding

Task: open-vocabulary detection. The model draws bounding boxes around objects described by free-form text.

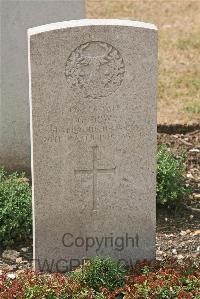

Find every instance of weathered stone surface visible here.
[28,19,157,272]
[0,0,85,173]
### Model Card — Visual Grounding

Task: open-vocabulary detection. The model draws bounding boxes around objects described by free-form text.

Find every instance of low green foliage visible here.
[71,256,127,292]
[156,145,191,205]
[1,258,199,298]
[184,103,200,114]
[0,167,32,247]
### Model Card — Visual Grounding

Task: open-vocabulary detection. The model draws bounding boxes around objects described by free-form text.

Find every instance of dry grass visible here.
[86,0,200,124]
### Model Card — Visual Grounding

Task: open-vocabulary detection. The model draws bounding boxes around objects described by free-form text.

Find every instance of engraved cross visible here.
[74,146,116,211]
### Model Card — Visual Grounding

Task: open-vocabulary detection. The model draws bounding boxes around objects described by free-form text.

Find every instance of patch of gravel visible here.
[156,207,200,262]
[0,246,32,273]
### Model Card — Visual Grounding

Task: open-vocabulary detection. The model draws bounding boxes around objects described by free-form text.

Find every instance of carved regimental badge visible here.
[65,41,125,99]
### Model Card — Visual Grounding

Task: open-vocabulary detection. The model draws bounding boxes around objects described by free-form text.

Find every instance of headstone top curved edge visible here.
[28,19,157,36]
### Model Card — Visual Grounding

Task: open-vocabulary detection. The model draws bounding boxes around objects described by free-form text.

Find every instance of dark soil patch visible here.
[158,124,200,135]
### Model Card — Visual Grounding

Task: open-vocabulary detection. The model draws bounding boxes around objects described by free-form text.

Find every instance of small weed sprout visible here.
[156,145,192,206]
[0,167,32,247]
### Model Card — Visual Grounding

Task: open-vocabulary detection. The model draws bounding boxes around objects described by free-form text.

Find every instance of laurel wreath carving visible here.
[65,41,125,99]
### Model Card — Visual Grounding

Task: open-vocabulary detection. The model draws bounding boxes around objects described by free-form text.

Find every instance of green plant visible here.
[156,145,191,205]
[0,167,32,247]
[71,256,127,292]
[184,103,200,114]
[1,258,199,298]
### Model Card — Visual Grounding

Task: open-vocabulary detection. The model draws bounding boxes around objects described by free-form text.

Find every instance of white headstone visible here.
[28,19,157,272]
[0,0,85,172]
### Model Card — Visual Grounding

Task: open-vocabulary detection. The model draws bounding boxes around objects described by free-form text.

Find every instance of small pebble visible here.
[172,249,177,255]
[7,273,16,279]
[180,230,187,236]
[21,247,29,253]
[177,254,184,260]
[186,173,193,178]
[189,148,200,153]
[16,257,23,264]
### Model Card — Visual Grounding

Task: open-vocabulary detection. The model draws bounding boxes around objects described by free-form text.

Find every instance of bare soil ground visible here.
[0,127,199,273]
[87,0,200,125]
